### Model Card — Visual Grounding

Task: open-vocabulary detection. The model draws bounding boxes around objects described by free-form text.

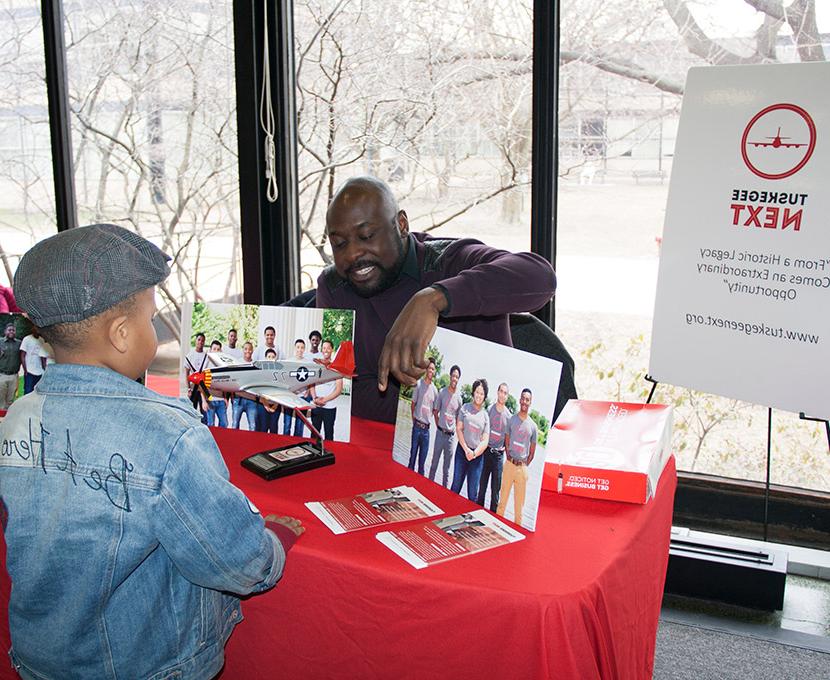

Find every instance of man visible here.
[205,341,229,427]
[232,342,258,430]
[184,332,208,374]
[184,332,209,420]
[224,328,243,361]
[477,382,511,511]
[497,388,538,527]
[256,349,281,433]
[306,330,322,359]
[316,176,556,423]
[309,340,343,440]
[0,323,22,409]
[283,339,309,436]
[407,358,438,475]
[253,326,282,361]
[19,329,49,394]
[428,364,461,487]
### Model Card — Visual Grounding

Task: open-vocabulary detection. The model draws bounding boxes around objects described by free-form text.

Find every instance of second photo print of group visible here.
[392,327,563,531]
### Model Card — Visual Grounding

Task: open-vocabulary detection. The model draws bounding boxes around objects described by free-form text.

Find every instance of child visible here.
[1,224,303,679]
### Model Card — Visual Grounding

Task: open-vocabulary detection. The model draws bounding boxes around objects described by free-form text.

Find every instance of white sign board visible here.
[650,63,830,419]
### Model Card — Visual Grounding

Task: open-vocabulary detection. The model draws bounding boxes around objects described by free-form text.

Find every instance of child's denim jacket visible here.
[0,364,285,679]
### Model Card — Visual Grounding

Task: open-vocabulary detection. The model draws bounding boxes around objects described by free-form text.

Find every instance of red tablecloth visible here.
[0,418,675,680]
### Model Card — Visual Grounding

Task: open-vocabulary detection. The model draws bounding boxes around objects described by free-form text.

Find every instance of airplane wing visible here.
[242,385,313,410]
[206,352,241,367]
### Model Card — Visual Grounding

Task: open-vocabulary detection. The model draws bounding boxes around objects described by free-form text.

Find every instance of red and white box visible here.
[543,400,673,504]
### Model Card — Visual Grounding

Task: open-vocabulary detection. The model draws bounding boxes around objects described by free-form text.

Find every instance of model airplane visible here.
[188,341,355,411]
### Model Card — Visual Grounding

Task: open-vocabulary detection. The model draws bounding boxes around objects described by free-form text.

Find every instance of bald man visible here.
[316,176,556,423]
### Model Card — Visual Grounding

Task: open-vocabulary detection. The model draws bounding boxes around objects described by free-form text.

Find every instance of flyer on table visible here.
[306,486,444,535]
[650,62,830,419]
[376,509,525,569]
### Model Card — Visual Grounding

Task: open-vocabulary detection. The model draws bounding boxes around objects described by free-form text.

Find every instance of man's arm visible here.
[456,417,469,455]
[378,287,446,391]
[527,426,538,466]
[321,378,343,404]
[152,425,300,595]
[433,241,556,319]
[474,416,490,457]
[19,349,27,375]
[410,382,418,419]
[378,241,555,390]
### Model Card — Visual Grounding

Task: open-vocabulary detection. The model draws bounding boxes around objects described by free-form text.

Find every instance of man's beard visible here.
[349,237,406,298]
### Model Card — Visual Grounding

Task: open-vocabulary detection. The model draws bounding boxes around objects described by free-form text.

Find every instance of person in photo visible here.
[253,325,282,361]
[450,378,490,501]
[2,224,303,678]
[497,388,538,526]
[407,357,438,475]
[477,382,511,511]
[205,341,229,427]
[232,342,258,430]
[306,330,323,359]
[310,339,343,440]
[256,348,281,433]
[429,364,462,487]
[0,323,22,409]
[316,176,556,424]
[283,338,309,435]
[184,331,209,420]
[19,328,49,394]
[224,328,243,361]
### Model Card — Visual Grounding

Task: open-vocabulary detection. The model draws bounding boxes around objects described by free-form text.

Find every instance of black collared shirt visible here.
[0,337,22,374]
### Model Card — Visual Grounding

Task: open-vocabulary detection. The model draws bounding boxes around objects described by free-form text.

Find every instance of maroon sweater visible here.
[316,233,556,424]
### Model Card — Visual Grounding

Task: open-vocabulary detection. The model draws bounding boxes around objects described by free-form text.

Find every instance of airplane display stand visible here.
[643,374,830,540]
[241,407,335,480]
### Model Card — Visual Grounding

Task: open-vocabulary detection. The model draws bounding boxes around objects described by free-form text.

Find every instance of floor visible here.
[662,574,830,650]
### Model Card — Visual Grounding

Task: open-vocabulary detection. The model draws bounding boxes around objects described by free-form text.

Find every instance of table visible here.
[0,418,675,680]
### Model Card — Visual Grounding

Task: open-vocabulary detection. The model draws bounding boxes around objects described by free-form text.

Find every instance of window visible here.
[557,0,829,493]
[0,1,56,285]
[294,0,534,286]
[62,0,244,342]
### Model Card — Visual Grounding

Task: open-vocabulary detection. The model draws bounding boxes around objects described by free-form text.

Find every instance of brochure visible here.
[543,400,673,504]
[306,486,443,535]
[376,509,525,569]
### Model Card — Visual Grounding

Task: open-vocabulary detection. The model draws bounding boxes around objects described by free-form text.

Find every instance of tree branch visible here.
[663,0,765,65]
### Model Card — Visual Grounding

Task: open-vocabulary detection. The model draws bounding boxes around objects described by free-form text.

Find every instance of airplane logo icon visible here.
[748,127,807,149]
[741,103,816,180]
[290,366,313,382]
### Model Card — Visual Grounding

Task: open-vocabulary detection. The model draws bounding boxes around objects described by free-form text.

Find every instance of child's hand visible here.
[265,515,305,536]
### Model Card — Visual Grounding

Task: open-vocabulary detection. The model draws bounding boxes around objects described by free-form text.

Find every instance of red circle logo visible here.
[740,103,816,180]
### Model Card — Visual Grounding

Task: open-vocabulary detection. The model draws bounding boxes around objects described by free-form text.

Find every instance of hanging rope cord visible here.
[259,0,349,204]
[260,1,278,202]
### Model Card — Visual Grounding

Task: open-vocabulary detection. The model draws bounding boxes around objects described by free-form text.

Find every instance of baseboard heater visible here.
[665,534,787,611]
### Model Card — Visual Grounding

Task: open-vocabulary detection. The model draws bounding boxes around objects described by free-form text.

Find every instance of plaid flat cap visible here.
[13,224,170,327]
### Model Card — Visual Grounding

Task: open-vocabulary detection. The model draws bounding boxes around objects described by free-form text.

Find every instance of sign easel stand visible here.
[642,375,830,542]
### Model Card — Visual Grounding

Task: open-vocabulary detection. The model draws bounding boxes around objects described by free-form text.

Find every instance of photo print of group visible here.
[180,302,355,443]
[392,326,563,531]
